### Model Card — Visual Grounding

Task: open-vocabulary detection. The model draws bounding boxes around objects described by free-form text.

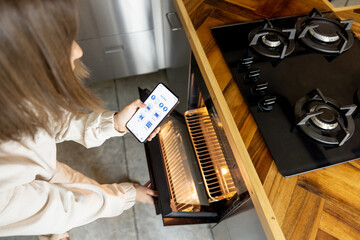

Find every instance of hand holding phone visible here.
[126,83,179,143]
[114,99,160,141]
[114,99,146,133]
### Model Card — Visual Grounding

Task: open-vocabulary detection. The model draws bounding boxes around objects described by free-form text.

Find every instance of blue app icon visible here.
[151,95,156,100]
[159,103,164,108]
[154,112,160,118]
[163,106,168,112]
[138,114,145,121]
[146,121,152,129]
[145,104,152,112]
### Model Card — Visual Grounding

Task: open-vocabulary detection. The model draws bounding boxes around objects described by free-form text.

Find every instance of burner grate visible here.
[248,19,296,59]
[297,8,354,54]
[295,89,357,146]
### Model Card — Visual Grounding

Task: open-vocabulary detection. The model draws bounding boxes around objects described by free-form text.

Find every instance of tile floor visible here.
[0,71,214,240]
[330,0,360,7]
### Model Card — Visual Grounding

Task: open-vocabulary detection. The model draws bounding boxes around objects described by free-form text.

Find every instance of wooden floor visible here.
[180,0,360,239]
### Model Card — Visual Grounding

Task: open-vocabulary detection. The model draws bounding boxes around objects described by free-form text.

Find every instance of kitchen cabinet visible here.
[76,0,159,84]
[76,0,191,88]
[161,0,191,113]
[212,201,266,240]
[77,31,157,83]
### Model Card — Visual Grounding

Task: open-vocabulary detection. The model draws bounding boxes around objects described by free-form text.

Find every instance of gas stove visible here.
[212,9,360,177]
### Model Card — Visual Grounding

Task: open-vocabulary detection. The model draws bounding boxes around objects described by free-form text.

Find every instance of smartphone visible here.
[126,83,179,143]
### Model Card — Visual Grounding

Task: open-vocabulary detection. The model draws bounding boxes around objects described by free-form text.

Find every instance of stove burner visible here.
[309,104,339,130]
[296,8,354,54]
[295,88,357,146]
[308,22,340,43]
[261,33,281,47]
[249,19,296,59]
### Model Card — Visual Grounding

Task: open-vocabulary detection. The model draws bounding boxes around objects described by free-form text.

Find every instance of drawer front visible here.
[77,0,153,40]
[78,31,158,83]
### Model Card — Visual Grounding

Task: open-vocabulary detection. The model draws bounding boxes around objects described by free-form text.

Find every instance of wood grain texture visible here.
[298,162,360,217]
[173,0,285,239]
[174,0,360,239]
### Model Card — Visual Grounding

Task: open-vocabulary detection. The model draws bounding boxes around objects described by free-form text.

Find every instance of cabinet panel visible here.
[162,0,191,114]
[77,38,113,83]
[78,31,158,83]
[77,0,153,40]
[212,200,267,240]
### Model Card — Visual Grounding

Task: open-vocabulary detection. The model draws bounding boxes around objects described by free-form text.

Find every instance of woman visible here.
[0,0,158,239]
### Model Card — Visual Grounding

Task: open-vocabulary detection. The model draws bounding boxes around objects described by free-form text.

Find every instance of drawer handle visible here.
[104,45,125,54]
[166,12,182,31]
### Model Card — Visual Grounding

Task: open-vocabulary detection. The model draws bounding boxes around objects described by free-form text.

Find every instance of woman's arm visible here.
[0,180,135,236]
[54,110,124,148]
[55,99,159,148]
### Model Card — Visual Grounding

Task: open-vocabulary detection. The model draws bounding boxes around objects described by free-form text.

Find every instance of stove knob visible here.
[252,82,268,96]
[238,57,253,72]
[245,69,260,83]
[258,96,277,111]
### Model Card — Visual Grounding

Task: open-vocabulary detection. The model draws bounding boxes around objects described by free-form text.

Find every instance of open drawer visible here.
[139,67,250,225]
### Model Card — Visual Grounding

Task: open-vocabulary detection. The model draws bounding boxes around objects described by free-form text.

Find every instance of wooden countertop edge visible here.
[173,0,285,239]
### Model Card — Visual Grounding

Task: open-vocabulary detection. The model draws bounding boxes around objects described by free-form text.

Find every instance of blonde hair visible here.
[0,0,103,142]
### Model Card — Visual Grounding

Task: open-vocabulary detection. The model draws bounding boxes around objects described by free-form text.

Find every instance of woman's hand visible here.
[135,181,158,204]
[113,99,160,141]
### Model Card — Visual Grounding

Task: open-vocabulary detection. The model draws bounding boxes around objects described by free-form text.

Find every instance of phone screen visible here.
[126,83,179,142]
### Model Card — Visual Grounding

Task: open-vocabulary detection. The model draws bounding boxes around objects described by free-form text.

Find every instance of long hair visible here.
[0,0,103,142]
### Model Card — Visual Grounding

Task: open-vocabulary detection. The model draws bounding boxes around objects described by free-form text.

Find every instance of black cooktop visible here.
[212,9,360,176]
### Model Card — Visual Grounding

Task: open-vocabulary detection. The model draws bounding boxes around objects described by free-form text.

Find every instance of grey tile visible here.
[115,70,168,109]
[88,79,119,111]
[134,202,214,240]
[123,134,149,184]
[0,236,37,240]
[211,221,231,240]
[0,209,137,240]
[348,0,360,5]
[330,0,347,7]
[223,201,266,240]
[57,137,128,184]
[69,209,136,240]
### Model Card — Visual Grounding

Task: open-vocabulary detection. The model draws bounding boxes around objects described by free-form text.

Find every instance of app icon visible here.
[146,121,152,129]
[159,103,164,108]
[151,95,156,100]
[153,112,160,120]
[163,106,168,112]
[138,114,145,121]
[145,104,152,112]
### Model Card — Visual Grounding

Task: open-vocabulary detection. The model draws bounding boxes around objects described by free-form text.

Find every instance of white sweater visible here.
[0,111,136,236]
